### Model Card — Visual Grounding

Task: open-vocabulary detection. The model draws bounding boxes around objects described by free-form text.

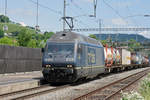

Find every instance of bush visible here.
[121,91,144,100]
[27,39,37,48]
[0,29,4,38]
[18,29,32,46]
[0,37,19,46]
[121,74,150,100]
[139,74,150,100]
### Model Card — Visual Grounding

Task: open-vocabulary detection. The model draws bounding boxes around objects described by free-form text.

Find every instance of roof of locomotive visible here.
[47,31,103,46]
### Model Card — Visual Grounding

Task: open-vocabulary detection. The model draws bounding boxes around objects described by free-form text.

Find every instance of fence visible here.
[0,45,42,74]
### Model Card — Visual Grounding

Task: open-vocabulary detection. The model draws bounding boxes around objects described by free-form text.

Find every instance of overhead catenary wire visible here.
[70,0,89,15]
[28,0,62,15]
[64,0,91,28]
[102,0,128,24]
[126,6,141,42]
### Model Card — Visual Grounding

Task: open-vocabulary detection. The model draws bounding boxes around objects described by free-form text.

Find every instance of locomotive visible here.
[42,31,149,83]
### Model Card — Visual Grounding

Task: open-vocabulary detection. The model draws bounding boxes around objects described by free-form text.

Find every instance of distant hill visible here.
[94,33,150,43]
[0,23,38,34]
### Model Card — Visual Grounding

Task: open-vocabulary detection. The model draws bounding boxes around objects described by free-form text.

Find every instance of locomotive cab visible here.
[42,42,77,82]
[43,43,75,65]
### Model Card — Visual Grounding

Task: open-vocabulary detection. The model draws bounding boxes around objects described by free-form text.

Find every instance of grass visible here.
[0,23,36,34]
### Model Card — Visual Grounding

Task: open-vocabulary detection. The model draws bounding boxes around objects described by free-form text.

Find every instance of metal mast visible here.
[5,0,7,16]
[36,0,39,27]
[94,0,97,17]
[35,0,39,31]
[3,0,8,32]
[99,19,101,34]
[63,0,66,31]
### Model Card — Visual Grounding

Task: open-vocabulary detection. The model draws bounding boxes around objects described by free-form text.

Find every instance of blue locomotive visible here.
[42,31,105,83]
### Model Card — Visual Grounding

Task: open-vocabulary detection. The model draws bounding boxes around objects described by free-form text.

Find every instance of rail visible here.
[74,69,150,100]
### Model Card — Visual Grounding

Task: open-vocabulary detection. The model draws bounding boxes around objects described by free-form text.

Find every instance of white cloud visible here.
[112,18,127,25]
[138,31,150,39]
[19,22,27,27]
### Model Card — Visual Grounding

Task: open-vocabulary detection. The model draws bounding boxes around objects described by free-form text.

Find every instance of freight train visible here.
[42,31,149,83]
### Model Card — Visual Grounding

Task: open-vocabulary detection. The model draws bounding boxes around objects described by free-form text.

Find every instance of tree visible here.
[0,15,10,23]
[44,32,54,41]
[128,39,142,52]
[18,29,32,47]
[0,30,4,38]
[27,39,37,48]
[88,34,98,40]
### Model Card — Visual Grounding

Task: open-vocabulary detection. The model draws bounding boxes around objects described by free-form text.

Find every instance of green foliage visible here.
[121,74,150,100]
[89,34,98,40]
[27,39,37,48]
[0,37,19,46]
[18,29,32,47]
[0,29,4,38]
[0,16,54,48]
[0,15,10,23]
[121,91,144,100]
[44,32,54,41]
[101,40,107,46]
[128,39,142,52]
[139,75,150,100]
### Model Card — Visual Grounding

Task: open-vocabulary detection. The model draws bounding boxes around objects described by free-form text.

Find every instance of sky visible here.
[0,0,150,37]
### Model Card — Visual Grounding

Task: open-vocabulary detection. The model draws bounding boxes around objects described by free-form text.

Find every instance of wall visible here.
[0,45,42,74]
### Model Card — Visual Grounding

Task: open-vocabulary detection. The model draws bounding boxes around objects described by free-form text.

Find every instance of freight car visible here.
[42,31,149,83]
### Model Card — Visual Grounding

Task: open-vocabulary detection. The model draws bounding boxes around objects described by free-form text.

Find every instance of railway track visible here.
[0,84,70,100]
[74,69,150,100]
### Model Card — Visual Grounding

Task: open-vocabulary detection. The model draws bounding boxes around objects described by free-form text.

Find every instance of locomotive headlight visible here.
[67,65,73,68]
[46,65,51,68]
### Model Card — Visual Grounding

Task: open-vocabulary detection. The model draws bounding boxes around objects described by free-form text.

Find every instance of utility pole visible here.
[35,0,39,31]
[136,33,138,42]
[99,19,101,34]
[89,0,97,17]
[94,0,97,17]
[5,0,7,16]
[36,0,39,27]
[63,0,66,31]
[3,0,8,32]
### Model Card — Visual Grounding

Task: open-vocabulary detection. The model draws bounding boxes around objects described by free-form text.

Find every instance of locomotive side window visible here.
[77,44,82,60]
[77,44,86,66]
[88,48,96,65]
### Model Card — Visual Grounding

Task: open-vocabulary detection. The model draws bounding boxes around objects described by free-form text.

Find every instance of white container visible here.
[122,49,131,65]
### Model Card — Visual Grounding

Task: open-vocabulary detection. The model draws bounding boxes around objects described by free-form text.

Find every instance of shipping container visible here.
[121,49,131,65]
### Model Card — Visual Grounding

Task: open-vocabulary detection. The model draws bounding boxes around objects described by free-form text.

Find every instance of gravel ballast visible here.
[29,67,150,100]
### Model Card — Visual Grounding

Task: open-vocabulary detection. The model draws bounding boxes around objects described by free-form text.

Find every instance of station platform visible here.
[0,71,43,95]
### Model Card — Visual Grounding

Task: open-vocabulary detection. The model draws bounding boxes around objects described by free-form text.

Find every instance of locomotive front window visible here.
[46,43,74,59]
